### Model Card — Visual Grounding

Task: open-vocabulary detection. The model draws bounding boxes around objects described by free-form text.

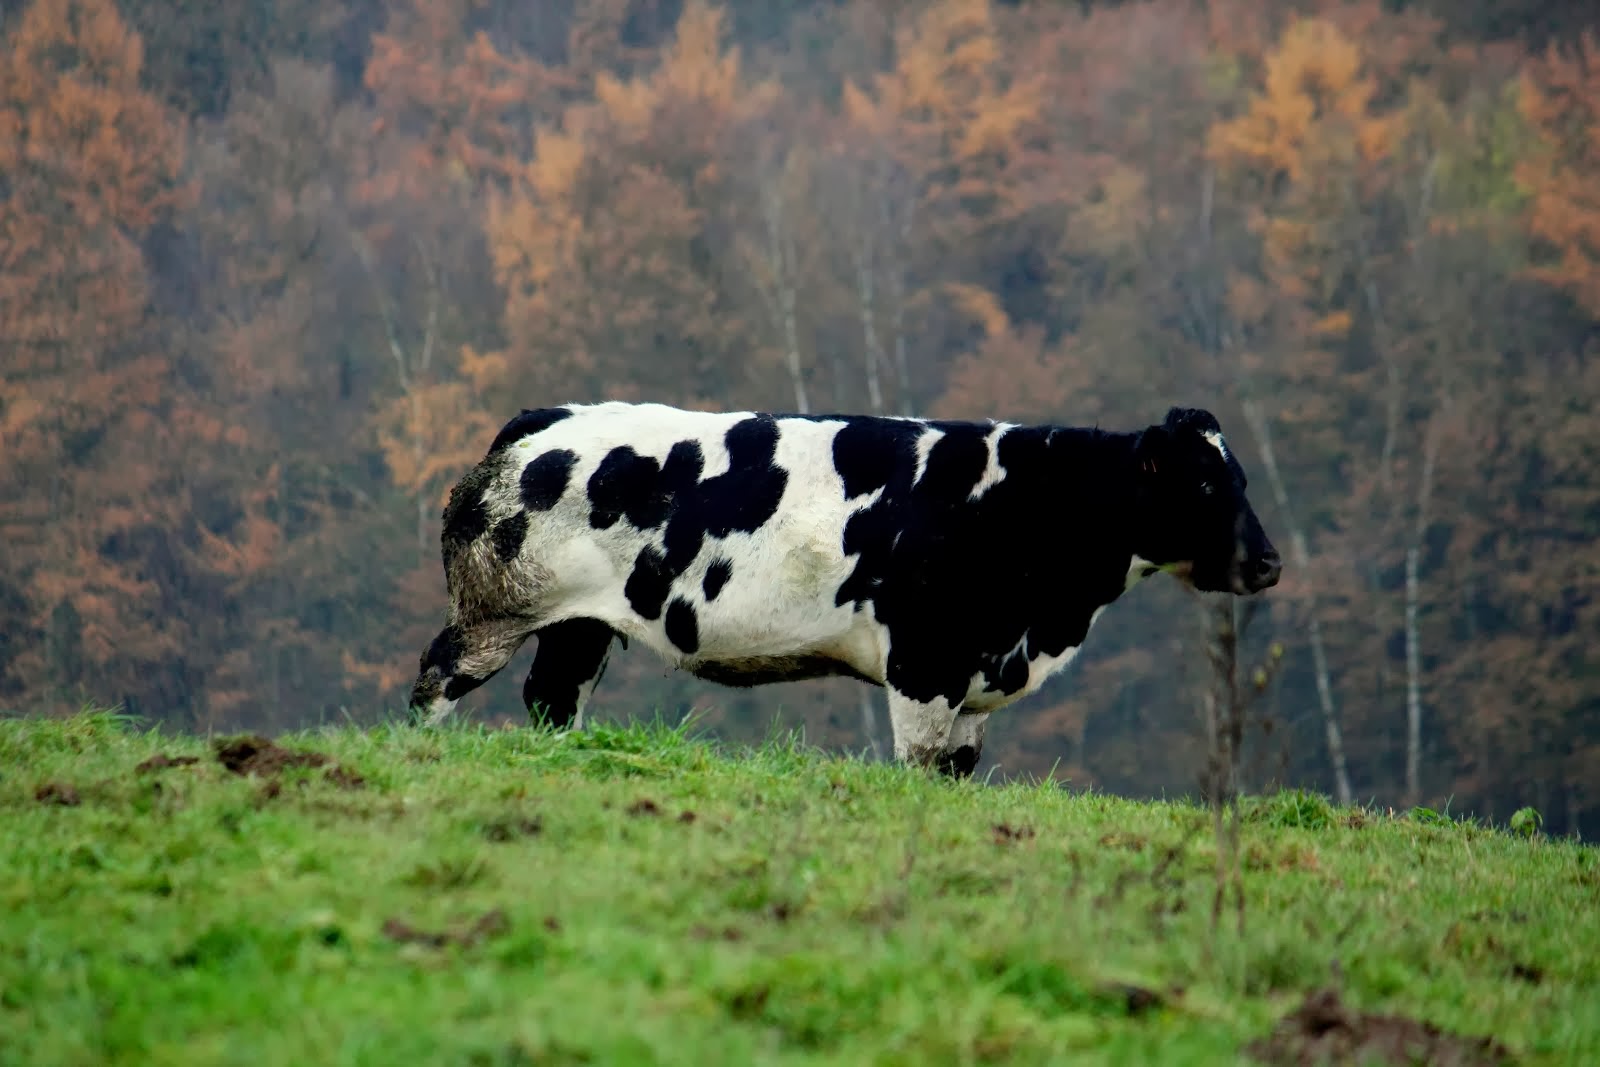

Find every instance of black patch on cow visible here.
[520,449,577,511]
[608,417,789,627]
[419,624,481,702]
[707,416,788,535]
[487,407,572,456]
[421,624,467,674]
[829,417,1140,708]
[523,618,615,729]
[625,545,674,620]
[661,439,707,497]
[490,512,529,563]
[702,558,733,601]
[407,625,471,711]
[440,464,494,567]
[585,441,706,532]
[936,745,981,779]
[587,447,661,530]
[832,418,924,500]
[664,597,700,654]
[994,648,1030,695]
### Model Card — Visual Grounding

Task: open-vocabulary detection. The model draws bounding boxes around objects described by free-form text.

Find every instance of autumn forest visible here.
[1,0,1596,833]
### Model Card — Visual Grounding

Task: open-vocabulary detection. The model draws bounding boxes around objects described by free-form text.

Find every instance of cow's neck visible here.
[1049,424,1154,587]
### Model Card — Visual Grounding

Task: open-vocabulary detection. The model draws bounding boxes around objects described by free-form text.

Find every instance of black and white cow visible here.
[406,401,1282,777]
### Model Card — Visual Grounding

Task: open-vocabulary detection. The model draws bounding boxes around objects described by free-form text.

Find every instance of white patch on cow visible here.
[415,694,458,727]
[1022,638,1087,699]
[1126,553,1163,590]
[1203,430,1231,462]
[912,427,945,486]
[886,689,959,763]
[568,651,611,730]
[968,423,1015,500]
[950,711,989,752]
[1127,553,1195,589]
[680,418,869,666]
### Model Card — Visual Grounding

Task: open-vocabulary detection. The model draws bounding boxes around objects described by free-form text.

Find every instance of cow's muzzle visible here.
[1235,548,1283,594]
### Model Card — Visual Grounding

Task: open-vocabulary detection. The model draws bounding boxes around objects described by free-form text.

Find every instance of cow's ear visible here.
[1133,423,1172,477]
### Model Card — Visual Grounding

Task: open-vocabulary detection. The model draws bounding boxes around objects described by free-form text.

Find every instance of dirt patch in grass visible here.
[323,765,367,789]
[482,815,544,842]
[212,735,364,791]
[34,782,81,807]
[1509,962,1543,985]
[1098,831,1147,851]
[1246,987,1513,1067]
[1102,982,1168,1017]
[625,798,662,817]
[215,735,330,776]
[992,823,1035,844]
[381,909,511,950]
[134,754,200,774]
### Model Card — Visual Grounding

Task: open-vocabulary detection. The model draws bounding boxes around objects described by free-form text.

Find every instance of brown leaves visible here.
[1516,32,1600,318]
[482,0,773,412]
[1208,17,1392,183]
[362,0,551,195]
[934,314,1073,424]
[1,0,190,229]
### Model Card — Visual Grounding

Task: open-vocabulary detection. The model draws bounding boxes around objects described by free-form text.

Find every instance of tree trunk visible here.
[1404,545,1422,806]
[883,192,915,416]
[852,238,886,415]
[1403,414,1442,807]
[760,180,808,414]
[1240,398,1354,805]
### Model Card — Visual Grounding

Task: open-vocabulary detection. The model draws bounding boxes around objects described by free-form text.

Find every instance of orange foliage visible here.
[363,0,551,194]
[0,0,193,714]
[1517,32,1600,318]
[843,0,1049,231]
[482,0,773,409]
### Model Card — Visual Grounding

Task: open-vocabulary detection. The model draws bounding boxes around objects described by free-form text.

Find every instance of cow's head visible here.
[1129,406,1282,595]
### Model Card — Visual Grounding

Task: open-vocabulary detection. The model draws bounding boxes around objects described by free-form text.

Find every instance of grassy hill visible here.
[2,710,1595,1066]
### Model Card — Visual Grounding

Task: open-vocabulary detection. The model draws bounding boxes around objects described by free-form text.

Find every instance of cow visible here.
[405,401,1282,778]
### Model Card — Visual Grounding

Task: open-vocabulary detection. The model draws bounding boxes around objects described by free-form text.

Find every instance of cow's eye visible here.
[1201,481,1215,496]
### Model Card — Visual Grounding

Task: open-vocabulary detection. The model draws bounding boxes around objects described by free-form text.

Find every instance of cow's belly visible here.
[681,582,887,684]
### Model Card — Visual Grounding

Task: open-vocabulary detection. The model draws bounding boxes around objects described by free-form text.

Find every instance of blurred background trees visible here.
[2,0,1596,833]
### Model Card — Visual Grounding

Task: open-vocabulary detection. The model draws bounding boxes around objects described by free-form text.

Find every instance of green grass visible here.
[2,709,1596,1066]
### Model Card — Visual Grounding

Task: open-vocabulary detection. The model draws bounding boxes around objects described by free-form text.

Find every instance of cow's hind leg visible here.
[885,688,960,772]
[936,711,989,780]
[523,617,617,730]
[407,619,533,726]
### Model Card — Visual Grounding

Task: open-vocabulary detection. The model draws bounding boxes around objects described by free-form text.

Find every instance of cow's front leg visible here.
[885,688,960,772]
[523,617,617,730]
[936,711,989,780]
